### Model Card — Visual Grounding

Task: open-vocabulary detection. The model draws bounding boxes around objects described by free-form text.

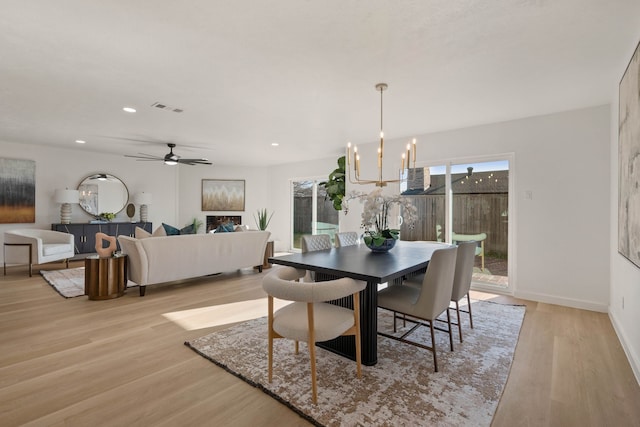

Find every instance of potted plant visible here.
[319,156,346,210]
[254,208,274,231]
[343,189,417,252]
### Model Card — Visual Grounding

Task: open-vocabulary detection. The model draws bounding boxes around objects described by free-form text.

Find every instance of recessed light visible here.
[75,140,86,144]
[123,107,136,113]
[271,143,279,147]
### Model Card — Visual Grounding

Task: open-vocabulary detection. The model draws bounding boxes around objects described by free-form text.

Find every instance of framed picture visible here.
[0,158,35,223]
[618,39,640,268]
[202,179,245,211]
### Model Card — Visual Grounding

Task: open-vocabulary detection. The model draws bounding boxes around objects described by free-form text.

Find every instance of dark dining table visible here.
[268,240,451,365]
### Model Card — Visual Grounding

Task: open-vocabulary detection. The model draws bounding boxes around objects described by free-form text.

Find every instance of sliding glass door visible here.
[291,179,339,250]
[400,157,511,290]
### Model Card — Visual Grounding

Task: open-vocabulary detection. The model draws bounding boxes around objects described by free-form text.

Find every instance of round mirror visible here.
[77,173,129,217]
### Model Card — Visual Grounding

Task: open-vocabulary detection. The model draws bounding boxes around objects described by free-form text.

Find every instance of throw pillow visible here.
[152,226,167,237]
[162,223,181,236]
[180,224,195,235]
[216,221,235,233]
[135,227,152,239]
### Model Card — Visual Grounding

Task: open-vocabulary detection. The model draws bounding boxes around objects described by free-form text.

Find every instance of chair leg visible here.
[429,320,438,372]
[392,311,397,333]
[455,300,463,343]
[267,296,274,383]
[307,303,318,404]
[65,258,69,269]
[467,293,474,329]
[446,307,454,352]
[353,292,362,378]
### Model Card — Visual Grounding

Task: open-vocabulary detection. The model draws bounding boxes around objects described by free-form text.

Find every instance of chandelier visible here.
[346,83,416,187]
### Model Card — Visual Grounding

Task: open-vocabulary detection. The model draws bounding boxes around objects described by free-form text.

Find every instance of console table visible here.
[84,254,128,300]
[52,222,152,255]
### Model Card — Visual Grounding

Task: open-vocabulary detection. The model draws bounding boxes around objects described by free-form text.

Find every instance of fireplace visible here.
[206,215,242,233]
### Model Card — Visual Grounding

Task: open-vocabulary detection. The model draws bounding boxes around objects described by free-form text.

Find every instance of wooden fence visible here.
[400,194,508,256]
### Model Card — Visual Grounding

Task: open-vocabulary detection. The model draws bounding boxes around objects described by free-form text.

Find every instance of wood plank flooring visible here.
[1,261,639,427]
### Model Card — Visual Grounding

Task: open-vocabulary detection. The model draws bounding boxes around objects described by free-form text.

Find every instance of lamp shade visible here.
[134,192,152,205]
[54,189,79,204]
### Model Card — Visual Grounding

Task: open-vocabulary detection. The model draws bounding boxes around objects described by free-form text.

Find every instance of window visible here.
[291,179,339,250]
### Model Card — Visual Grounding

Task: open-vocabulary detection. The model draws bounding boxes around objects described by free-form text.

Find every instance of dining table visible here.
[268,240,452,366]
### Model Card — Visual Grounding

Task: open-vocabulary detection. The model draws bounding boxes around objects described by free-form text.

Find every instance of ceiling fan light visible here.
[164,159,178,165]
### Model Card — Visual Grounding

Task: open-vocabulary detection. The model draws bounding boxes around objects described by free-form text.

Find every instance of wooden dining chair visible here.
[377,246,458,372]
[263,266,366,404]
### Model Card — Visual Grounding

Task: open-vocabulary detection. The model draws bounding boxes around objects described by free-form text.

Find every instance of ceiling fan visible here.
[125,143,212,166]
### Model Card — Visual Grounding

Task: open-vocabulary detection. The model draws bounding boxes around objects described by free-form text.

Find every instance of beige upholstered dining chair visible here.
[301,234,332,252]
[335,231,359,248]
[404,241,477,343]
[300,234,332,282]
[263,266,366,404]
[377,246,458,372]
[449,241,477,342]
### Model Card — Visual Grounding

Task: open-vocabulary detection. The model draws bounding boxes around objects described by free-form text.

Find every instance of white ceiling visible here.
[1,1,639,167]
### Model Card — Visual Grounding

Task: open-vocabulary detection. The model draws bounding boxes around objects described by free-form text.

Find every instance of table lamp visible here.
[55,189,79,224]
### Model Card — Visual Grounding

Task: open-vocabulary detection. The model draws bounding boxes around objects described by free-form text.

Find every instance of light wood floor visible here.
[1,261,639,427]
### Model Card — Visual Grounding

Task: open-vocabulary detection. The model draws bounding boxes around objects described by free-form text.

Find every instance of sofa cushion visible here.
[43,243,72,257]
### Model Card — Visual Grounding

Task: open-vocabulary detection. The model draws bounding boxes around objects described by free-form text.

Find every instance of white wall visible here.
[177,163,270,232]
[269,106,611,313]
[0,140,178,260]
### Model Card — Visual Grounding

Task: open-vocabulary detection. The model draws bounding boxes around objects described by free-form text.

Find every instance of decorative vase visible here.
[365,237,397,253]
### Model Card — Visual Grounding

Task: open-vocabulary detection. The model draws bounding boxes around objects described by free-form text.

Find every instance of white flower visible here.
[344,189,417,235]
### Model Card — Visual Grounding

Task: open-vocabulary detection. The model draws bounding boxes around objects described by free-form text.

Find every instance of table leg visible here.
[316,272,378,366]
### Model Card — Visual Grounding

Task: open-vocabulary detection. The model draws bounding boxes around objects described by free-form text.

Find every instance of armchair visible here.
[4,229,74,276]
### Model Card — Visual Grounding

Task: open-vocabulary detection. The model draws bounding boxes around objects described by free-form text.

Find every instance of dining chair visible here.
[335,231,359,248]
[405,241,477,343]
[449,241,477,342]
[300,234,332,282]
[263,266,366,404]
[301,234,332,253]
[377,246,458,372]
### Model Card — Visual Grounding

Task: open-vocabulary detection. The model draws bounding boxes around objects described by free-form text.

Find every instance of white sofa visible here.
[4,229,74,276]
[118,230,270,296]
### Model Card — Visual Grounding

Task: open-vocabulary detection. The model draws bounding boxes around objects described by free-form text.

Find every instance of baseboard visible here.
[609,311,640,386]
[513,290,608,313]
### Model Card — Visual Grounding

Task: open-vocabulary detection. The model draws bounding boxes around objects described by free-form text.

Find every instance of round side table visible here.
[84,254,128,300]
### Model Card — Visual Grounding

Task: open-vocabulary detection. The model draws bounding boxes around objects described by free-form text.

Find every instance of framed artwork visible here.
[618,39,640,268]
[0,158,35,223]
[202,179,245,211]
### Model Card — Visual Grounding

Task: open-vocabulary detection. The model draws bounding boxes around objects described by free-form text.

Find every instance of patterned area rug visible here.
[186,300,525,426]
[40,267,135,298]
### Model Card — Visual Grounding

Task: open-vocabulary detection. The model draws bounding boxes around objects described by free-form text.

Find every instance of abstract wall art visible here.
[202,179,245,211]
[618,39,640,268]
[0,158,36,223]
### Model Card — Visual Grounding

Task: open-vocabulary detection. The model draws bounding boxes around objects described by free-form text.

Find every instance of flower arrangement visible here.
[343,189,418,247]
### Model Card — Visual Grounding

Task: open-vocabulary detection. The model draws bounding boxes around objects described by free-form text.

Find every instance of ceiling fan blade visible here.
[124,154,164,160]
[178,158,212,165]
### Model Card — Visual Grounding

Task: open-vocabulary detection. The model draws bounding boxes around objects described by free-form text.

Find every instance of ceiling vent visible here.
[151,102,183,113]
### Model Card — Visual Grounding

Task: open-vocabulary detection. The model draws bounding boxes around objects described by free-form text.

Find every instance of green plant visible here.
[188,217,203,233]
[319,155,346,211]
[254,208,274,231]
[98,212,115,221]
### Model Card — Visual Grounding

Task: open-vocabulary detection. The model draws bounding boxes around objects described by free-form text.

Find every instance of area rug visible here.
[40,267,135,298]
[185,300,525,426]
